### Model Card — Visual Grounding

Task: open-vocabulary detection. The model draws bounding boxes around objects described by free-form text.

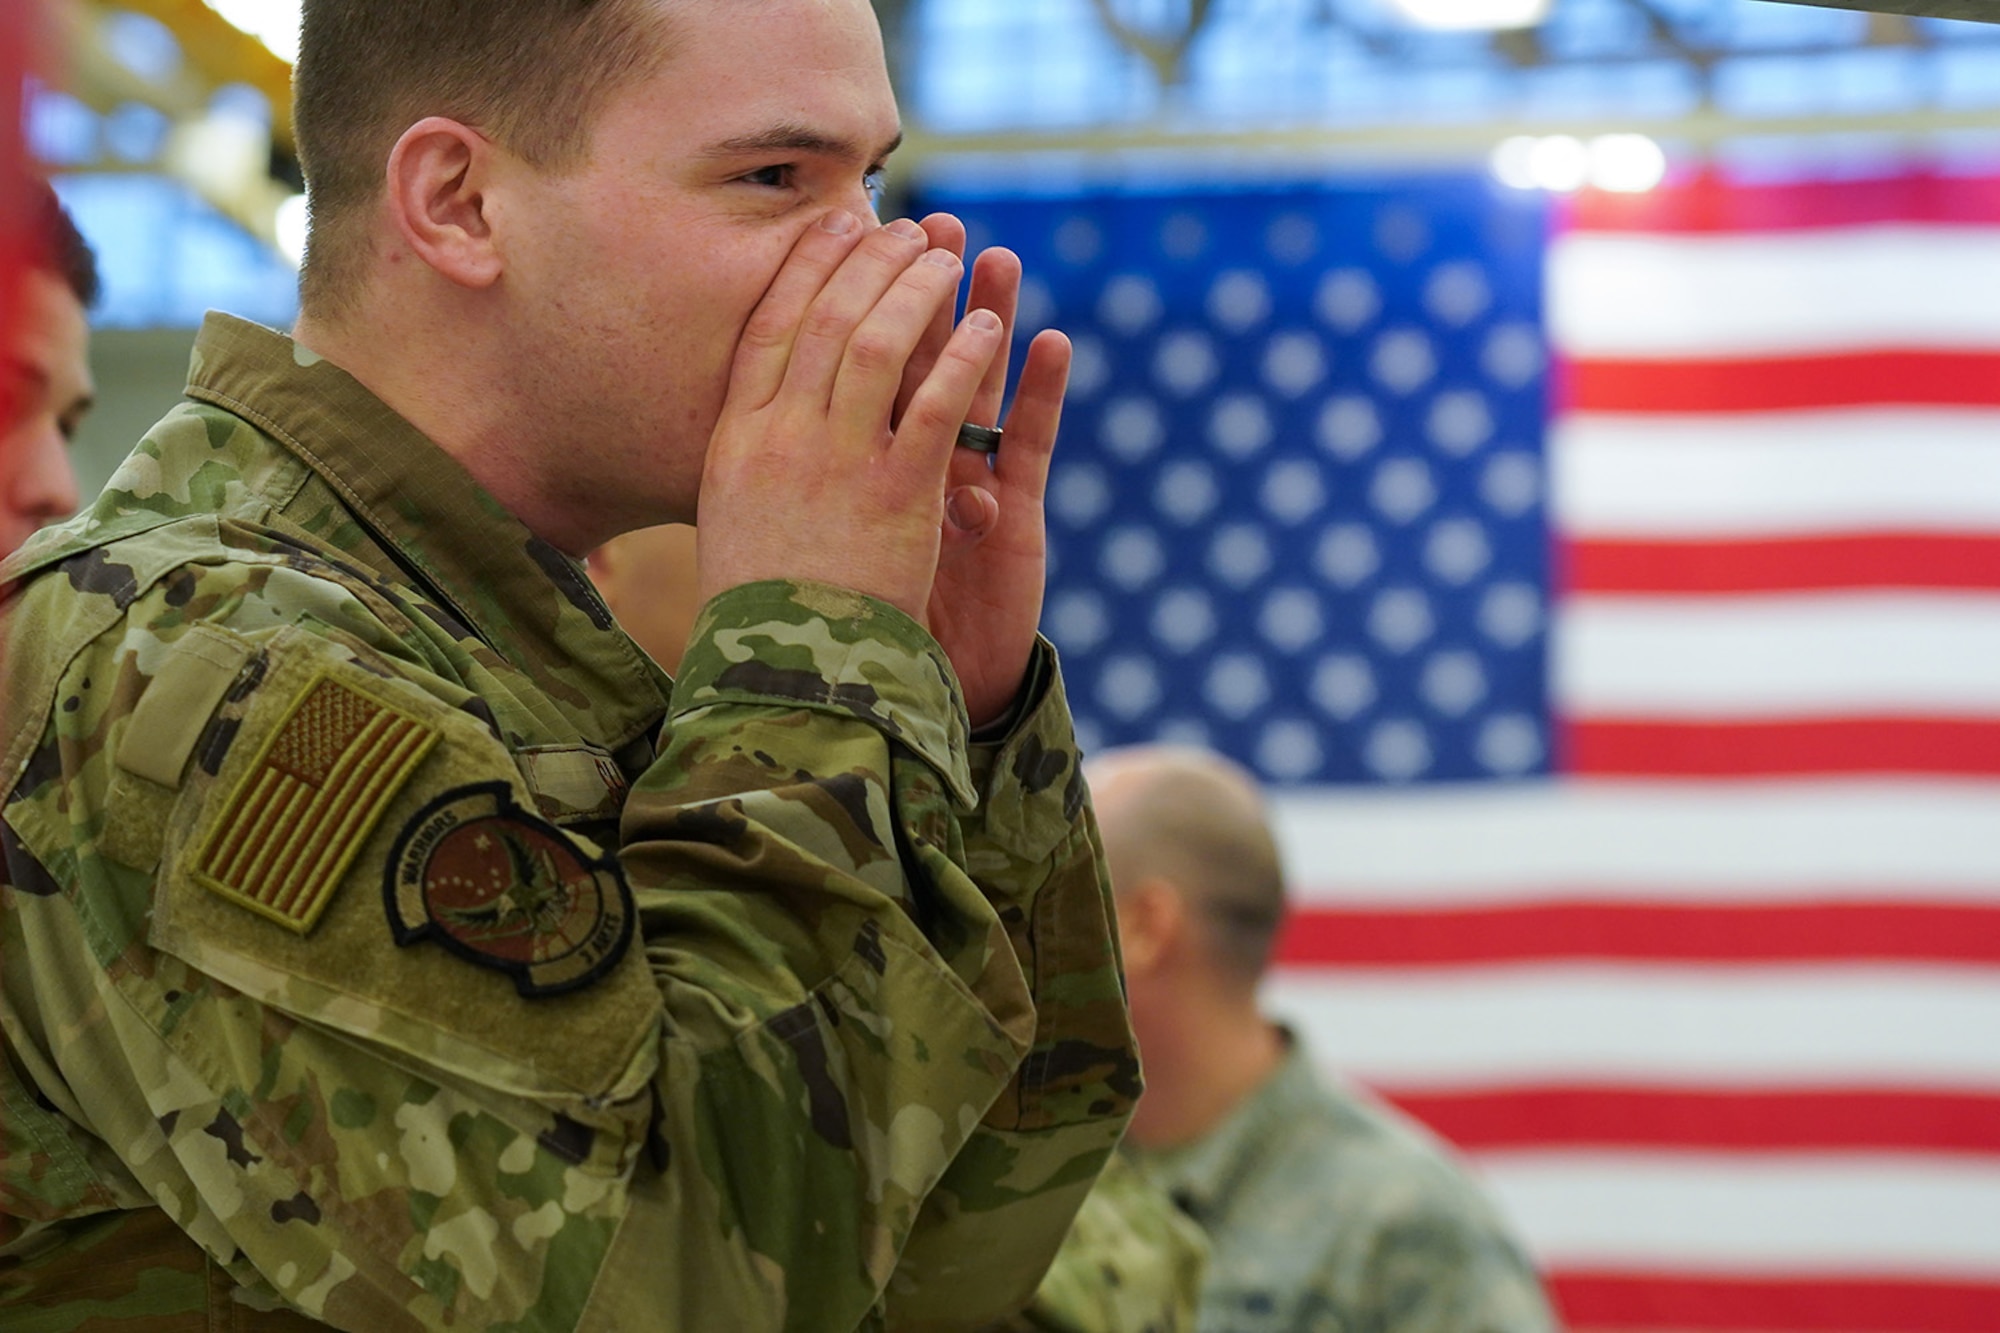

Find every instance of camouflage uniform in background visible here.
[1129,1037,1558,1333]
[999,1151,1207,1333]
[0,313,1140,1331]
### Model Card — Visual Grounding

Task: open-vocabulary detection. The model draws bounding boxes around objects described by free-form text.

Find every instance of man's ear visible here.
[385,117,503,290]
[1116,876,1186,979]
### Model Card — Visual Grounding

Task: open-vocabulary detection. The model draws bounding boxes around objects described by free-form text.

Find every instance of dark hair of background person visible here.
[292,0,676,316]
[31,177,98,309]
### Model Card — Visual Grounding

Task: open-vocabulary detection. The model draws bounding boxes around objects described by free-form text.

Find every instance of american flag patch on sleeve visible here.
[191,672,440,934]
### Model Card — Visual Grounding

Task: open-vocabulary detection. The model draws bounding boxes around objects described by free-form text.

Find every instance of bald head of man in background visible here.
[1086,744,1289,1149]
[1086,743,1559,1333]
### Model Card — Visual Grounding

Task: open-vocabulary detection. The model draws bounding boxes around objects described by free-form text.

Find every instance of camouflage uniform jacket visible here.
[0,314,1139,1331]
[1129,1038,1557,1333]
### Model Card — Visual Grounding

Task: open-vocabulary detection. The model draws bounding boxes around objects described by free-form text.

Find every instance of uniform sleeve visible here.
[599,581,1134,1331]
[1,561,1133,1333]
[876,643,1142,1330]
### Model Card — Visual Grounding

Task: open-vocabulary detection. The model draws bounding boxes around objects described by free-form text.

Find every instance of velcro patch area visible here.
[190,672,439,933]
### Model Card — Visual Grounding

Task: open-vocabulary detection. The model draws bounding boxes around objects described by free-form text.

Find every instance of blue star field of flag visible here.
[914,175,1555,785]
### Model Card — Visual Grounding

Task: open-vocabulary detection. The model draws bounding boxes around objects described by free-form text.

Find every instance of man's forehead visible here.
[697,123,905,163]
[15,272,92,391]
[628,0,900,156]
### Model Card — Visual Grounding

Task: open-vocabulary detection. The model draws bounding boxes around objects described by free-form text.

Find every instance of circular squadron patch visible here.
[384,782,632,997]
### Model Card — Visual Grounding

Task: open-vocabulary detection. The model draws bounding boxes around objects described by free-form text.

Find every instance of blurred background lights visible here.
[101,11,185,84]
[1586,133,1669,192]
[204,0,302,64]
[275,193,309,270]
[1387,0,1553,31]
[1492,132,1666,193]
[1527,135,1589,192]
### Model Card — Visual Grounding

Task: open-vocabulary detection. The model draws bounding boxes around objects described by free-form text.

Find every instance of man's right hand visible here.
[695,210,1005,624]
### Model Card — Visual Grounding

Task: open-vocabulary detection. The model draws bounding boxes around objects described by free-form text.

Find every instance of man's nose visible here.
[7,421,82,526]
[843,181,886,231]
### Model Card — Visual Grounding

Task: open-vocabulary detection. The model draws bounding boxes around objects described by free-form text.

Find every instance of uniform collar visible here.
[186,313,670,751]
[1131,1028,1320,1223]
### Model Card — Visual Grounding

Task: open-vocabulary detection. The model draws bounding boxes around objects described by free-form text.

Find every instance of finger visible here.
[896,214,970,424]
[917,213,969,264]
[943,484,999,542]
[963,247,1021,425]
[827,247,966,441]
[894,308,1006,482]
[779,217,933,410]
[725,209,869,411]
[995,328,1071,502]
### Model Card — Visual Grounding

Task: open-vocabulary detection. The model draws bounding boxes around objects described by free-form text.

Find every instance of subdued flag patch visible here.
[191,673,439,933]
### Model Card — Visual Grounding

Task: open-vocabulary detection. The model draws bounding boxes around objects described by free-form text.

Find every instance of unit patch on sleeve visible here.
[383,782,634,997]
[190,672,440,934]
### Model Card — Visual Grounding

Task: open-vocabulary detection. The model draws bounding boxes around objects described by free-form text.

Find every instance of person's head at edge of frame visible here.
[288,0,901,557]
[1085,744,1291,1151]
[1,178,94,558]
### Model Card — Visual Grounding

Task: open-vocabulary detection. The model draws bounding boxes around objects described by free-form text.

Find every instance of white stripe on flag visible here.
[1267,965,2000,1089]
[1477,1151,2000,1277]
[1555,593,2000,717]
[1268,783,2000,905]
[1550,227,2000,356]
[1552,411,2000,537]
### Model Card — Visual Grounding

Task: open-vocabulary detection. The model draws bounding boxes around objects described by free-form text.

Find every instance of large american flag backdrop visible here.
[916,167,2000,1332]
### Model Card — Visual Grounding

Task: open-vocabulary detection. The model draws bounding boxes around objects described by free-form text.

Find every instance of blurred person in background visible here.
[587,521,701,673]
[0,178,92,555]
[0,0,1138,1328]
[1089,745,1559,1333]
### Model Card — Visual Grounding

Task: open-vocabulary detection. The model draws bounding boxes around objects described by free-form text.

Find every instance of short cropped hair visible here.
[1091,746,1288,985]
[294,0,671,313]
[30,180,99,309]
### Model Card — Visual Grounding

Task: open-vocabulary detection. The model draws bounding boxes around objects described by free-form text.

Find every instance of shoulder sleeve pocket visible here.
[144,628,659,1152]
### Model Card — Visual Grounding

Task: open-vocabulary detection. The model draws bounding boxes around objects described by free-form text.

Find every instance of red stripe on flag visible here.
[1549,1270,2000,1333]
[1565,534,2000,595]
[1565,171,2000,233]
[1562,717,2000,777]
[1275,902,2000,967]
[1562,351,2000,412]
[1371,1085,2000,1155]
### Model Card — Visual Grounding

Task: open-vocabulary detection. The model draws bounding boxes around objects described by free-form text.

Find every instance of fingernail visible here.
[820,210,857,234]
[946,487,984,530]
[922,249,961,269]
[886,218,925,241]
[967,308,1001,332]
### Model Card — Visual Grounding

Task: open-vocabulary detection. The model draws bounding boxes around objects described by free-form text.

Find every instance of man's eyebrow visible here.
[701,124,904,163]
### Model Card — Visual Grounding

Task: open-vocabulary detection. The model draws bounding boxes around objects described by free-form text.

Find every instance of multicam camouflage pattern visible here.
[1129,1041,1559,1333]
[997,1151,1207,1333]
[0,313,1140,1330]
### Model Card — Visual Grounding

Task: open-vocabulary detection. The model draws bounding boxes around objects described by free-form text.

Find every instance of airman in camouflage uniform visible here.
[1129,1043,1557,1333]
[0,0,1139,1327]
[1088,747,1557,1333]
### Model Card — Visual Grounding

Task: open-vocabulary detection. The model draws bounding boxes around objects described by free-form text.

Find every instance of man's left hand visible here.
[900,215,1072,731]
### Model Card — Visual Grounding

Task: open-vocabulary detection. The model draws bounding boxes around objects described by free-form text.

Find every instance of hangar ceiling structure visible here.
[28,0,2000,274]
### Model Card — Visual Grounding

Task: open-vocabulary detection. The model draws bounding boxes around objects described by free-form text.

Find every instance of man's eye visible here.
[864,168,888,214]
[742,165,792,189]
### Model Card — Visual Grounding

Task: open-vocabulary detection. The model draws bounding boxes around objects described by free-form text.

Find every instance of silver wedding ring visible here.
[956,422,1003,454]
